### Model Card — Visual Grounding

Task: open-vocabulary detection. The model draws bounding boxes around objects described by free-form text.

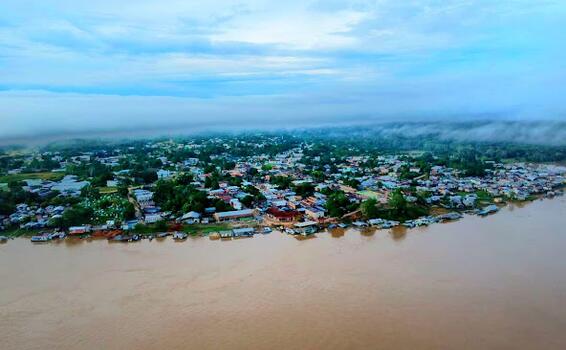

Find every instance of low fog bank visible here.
[363,120,566,146]
[1,119,565,148]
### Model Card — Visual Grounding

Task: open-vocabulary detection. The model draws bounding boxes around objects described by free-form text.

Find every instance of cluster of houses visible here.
[137,148,565,231]
[1,138,565,238]
[1,203,66,230]
[22,175,89,197]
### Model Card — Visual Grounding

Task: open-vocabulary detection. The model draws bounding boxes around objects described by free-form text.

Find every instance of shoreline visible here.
[2,193,563,244]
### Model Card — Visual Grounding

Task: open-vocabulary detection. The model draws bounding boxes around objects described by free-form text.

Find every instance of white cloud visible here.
[0,0,565,140]
[211,10,368,49]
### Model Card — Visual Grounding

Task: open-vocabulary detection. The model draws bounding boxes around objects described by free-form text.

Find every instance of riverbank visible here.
[1,191,562,243]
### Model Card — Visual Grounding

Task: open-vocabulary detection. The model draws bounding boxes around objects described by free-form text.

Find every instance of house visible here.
[52,175,89,195]
[230,198,243,210]
[265,207,300,223]
[305,207,326,220]
[122,220,139,230]
[180,211,201,224]
[214,209,256,222]
[133,189,153,202]
[463,195,477,207]
[157,169,174,179]
[271,199,288,207]
[449,195,463,208]
[144,213,163,224]
[106,180,118,187]
[204,207,216,216]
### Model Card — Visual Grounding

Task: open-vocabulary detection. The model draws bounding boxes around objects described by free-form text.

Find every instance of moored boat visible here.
[477,205,499,216]
[301,226,317,236]
[48,232,66,240]
[31,235,49,243]
[284,228,296,235]
[172,232,188,240]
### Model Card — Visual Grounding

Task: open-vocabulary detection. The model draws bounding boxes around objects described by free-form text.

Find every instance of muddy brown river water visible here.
[1,197,566,350]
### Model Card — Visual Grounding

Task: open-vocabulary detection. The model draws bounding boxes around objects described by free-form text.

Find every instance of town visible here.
[1,132,565,244]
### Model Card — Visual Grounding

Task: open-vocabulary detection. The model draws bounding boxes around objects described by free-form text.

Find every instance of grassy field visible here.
[0,172,65,183]
[99,186,118,194]
[130,222,231,236]
[182,223,231,236]
[1,227,43,238]
[357,190,383,200]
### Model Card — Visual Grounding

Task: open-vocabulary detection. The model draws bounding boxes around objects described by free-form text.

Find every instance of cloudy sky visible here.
[1,0,565,141]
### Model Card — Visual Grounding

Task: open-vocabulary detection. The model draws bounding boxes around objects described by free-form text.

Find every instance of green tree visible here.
[54,206,94,228]
[175,172,194,186]
[123,202,136,220]
[80,185,100,199]
[343,177,360,189]
[361,198,379,219]
[388,189,407,216]
[154,220,168,231]
[293,182,315,197]
[240,195,254,208]
[325,191,353,218]
[270,175,292,189]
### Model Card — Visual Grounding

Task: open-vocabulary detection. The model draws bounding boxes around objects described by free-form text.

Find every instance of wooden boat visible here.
[284,228,296,235]
[31,235,49,243]
[172,232,188,240]
[48,232,66,240]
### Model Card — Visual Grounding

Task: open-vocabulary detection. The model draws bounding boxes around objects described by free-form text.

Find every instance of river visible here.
[1,197,566,350]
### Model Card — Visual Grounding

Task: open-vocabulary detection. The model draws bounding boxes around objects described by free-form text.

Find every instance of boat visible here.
[219,230,233,239]
[0,236,8,243]
[48,232,66,240]
[368,219,384,226]
[262,227,272,234]
[301,226,317,236]
[131,234,141,241]
[232,227,255,237]
[110,234,131,242]
[438,212,463,221]
[477,205,499,216]
[172,232,188,240]
[402,221,416,228]
[337,223,348,229]
[284,228,296,235]
[156,232,171,238]
[352,221,368,228]
[327,224,337,229]
[379,220,400,229]
[31,235,49,243]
